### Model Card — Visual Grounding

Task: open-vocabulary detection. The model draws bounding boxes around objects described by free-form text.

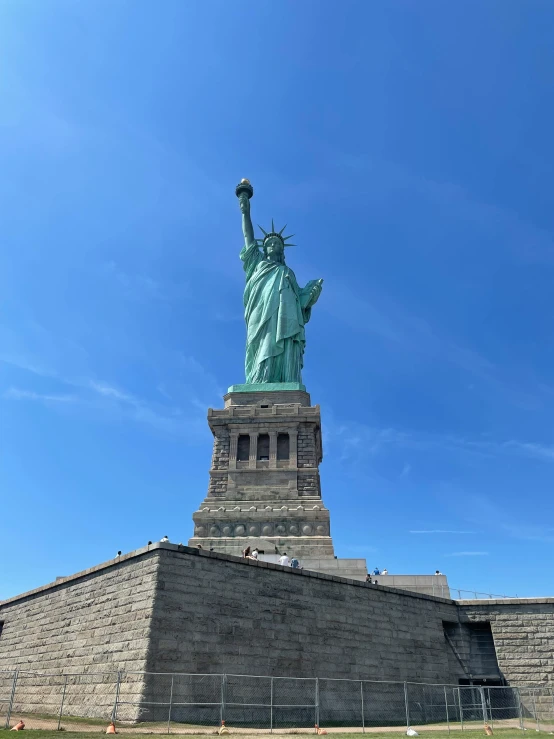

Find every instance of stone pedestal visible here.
[189,388,337,560]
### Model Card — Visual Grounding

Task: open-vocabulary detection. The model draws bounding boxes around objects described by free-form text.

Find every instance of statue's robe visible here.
[240,241,314,384]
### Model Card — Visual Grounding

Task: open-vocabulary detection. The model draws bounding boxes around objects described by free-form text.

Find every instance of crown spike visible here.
[278,224,287,236]
[283,234,295,241]
[258,225,268,236]
[271,218,275,232]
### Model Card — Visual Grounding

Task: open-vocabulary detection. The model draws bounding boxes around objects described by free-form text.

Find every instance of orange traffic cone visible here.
[106,722,117,734]
[10,721,25,731]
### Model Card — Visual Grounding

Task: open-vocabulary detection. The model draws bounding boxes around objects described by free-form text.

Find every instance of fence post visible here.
[532,690,540,732]
[57,676,68,731]
[444,686,450,734]
[516,687,524,731]
[315,678,320,728]
[220,674,226,726]
[403,682,410,730]
[4,669,18,730]
[457,688,464,731]
[270,677,273,734]
[167,675,174,734]
[487,688,493,729]
[360,681,365,734]
[479,686,488,725]
[111,671,122,722]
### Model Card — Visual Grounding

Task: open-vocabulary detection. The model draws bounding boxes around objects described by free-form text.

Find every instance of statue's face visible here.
[265,236,284,261]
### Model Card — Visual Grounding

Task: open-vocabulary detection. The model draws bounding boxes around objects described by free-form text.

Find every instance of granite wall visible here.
[1,544,552,690]
[0,551,158,674]
[458,601,554,685]
[148,546,459,682]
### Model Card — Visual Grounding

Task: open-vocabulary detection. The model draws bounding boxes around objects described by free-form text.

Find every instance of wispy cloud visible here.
[4,387,77,403]
[445,551,489,557]
[321,276,546,414]
[399,463,411,478]
[0,331,221,439]
[0,354,58,379]
[102,261,164,301]
[500,523,554,543]
[410,530,477,535]
[338,153,554,267]
[463,495,554,545]
[179,354,225,401]
[323,281,495,381]
[502,440,554,461]
[89,380,135,403]
[345,545,378,555]
[4,379,190,435]
[86,380,196,435]
[1,354,205,437]
[329,419,554,468]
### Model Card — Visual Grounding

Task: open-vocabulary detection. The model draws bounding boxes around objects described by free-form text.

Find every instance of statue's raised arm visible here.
[236,179,255,248]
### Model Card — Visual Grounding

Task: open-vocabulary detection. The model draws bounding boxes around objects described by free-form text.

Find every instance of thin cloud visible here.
[4,387,76,403]
[445,551,489,557]
[345,545,378,554]
[89,380,135,403]
[399,463,411,478]
[87,380,195,435]
[4,376,199,438]
[0,354,57,379]
[329,418,554,468]
[102,261,164,301]
[502,440,554,461]
[410,530,477,535]
[465,495,554,544]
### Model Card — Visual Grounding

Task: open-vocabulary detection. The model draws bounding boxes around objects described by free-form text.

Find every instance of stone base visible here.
[187,537,367,580]
[223,388,311,407]
[191,388,339,567]
[302,557,368,581]
[188,534,336,560]
[228,382,306,393]
[376,574,450,598]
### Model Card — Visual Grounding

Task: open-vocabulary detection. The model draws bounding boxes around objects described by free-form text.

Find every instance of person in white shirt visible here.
[435,570,442,575]
[279,553,290,567]
[160,535,169,543]
[382,568,388,575]
[251,548,259,560]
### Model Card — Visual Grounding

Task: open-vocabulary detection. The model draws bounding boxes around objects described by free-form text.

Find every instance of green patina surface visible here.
[228,382,306,393]
[236,180,323,386]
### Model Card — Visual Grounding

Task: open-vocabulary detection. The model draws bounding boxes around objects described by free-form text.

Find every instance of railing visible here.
[1,668,553,733]
[380,583,519,600]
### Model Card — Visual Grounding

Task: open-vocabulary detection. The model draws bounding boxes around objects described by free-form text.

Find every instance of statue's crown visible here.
[258,219,295,247]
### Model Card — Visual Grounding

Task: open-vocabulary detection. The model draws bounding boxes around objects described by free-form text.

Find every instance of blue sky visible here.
[1,0,554,600]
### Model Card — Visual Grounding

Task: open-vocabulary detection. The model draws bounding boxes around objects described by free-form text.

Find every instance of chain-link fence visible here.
[519,687,554,733]
[2,669,554,733]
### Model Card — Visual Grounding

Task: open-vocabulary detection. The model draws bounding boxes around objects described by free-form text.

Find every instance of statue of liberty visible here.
[236,180,323,385]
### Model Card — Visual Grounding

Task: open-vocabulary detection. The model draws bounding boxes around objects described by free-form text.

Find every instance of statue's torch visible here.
[235,178,254,200]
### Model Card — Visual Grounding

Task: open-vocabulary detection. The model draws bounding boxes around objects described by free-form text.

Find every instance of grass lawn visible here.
[0,730,545,739]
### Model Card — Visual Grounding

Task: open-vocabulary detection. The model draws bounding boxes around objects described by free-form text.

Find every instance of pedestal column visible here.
[289,429,298,468]
[229,431,238,470]
[249,432,258,469]
[269,431,277,469]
